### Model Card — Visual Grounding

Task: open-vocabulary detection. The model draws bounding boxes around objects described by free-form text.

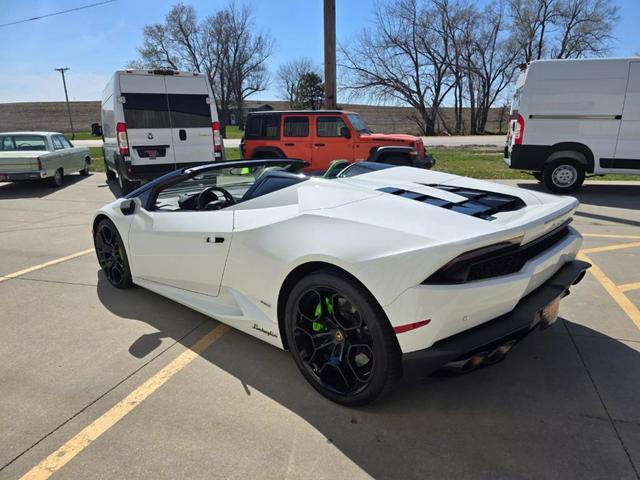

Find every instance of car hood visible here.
[297,166,577,248]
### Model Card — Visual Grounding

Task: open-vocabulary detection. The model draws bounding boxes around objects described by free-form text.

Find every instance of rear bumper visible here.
[401,259,590,379]
[121,158,222,181]
[0,170,45,181]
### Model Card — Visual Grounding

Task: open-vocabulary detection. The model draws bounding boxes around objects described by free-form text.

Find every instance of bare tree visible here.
[276,57,318,107]
[553,0,618,58]
[508,0,618,61]
[464,2,520,133]
[340,0,457,135]
[131,2,274,133]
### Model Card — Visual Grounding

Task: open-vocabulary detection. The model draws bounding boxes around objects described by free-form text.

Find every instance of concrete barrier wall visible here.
[0,100,507,135]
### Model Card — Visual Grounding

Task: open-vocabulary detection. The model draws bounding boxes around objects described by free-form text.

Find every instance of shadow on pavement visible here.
[96,272,640,479]
[517,182,640,211]
[0,174,89,199]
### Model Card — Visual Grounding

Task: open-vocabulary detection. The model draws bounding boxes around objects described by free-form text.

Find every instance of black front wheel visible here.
[285,270,401,406]
[94,218,133,289]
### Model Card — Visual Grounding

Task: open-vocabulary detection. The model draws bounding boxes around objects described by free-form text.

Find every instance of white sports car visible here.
[93,159,590,405]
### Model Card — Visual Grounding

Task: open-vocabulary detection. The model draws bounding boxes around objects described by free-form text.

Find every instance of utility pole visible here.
[323,0,337,110]
[54,67,75,140]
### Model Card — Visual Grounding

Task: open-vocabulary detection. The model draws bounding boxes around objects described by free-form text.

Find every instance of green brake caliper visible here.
[312,296,334,332]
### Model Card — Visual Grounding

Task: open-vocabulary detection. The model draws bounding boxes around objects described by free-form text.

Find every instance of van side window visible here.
[122,93,171,129]
[283,117,309,137]
[168,94,211,128]
[317,117,347,137]
[245,115,279,139]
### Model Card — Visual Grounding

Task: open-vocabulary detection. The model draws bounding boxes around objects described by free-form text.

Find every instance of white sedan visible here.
[92,159,590,405]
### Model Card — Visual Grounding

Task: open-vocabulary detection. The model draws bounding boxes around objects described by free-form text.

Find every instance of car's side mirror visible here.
[340,126,351,139]
[91,123,103,137]
[120,198,136,215]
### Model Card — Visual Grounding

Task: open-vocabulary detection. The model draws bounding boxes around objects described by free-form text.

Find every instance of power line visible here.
[0,0,117,28]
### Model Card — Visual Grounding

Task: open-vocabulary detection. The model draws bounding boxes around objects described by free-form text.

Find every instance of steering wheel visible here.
[195,186,235,210]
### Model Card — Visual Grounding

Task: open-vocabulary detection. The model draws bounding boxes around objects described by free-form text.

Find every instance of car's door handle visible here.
[284,143,294,147]
[179,129,187,141]
[314,143,325,147]
[205,236,225,244]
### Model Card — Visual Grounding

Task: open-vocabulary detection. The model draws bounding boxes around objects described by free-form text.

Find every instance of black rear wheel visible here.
[285,270,401,405]
[94,218,133,289]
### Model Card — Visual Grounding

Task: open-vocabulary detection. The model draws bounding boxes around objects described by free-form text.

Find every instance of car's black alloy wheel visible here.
[94,219,133,289]
[285,271,400,405]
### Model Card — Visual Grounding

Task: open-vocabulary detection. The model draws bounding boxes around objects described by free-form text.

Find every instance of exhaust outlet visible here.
[462,353,488,372]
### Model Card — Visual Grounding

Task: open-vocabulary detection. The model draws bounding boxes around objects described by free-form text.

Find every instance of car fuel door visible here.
[128,207,233,296]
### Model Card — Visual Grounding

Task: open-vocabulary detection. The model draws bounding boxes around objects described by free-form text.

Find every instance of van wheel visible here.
[47,168,63,188]
[118,173,136,196]
[117,162,136,195]
[543,159,585,193]
[106,166,117,181]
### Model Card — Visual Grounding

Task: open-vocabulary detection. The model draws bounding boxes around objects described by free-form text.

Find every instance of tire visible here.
[106,165,117,181]
[284,270,401,406]
[47,168,63,188]
[117,162,136,195]
[79,158,90,176]
[532,171,543,182]
[543,158,585,193]
[93,218,133,289]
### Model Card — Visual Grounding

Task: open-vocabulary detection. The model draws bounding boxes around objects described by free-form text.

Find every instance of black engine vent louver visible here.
[377,184,526,220]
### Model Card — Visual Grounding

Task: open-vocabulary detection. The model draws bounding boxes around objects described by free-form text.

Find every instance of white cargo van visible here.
[504,57,640,192]
[101,70,224,194]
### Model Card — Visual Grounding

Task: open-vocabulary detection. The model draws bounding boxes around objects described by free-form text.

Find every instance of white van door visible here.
[613,62,640,170]
[164,76,216,166]
[119,74,176,167]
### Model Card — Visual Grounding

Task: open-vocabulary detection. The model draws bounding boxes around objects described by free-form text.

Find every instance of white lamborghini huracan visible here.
[93,159,590,405]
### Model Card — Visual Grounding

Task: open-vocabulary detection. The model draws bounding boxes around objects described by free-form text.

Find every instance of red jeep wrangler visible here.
[239,110,433,171]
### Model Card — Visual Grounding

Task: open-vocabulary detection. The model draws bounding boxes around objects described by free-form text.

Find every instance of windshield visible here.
[0,135,47,151]
[153,161,308,212]
[346,114,372,133]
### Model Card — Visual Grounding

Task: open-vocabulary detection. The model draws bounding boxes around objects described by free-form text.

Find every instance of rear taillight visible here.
[513,113,524,145]
[37,157,43,170]
[116,122,129,156]
[212,121,222,153]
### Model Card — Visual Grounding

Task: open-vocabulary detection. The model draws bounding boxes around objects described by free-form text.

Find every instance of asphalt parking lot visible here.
[1,174,639,480]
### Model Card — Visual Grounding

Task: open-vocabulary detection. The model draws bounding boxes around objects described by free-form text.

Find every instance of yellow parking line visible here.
[583,233,640,240]
[0,249,94,283]
[20,324,230,480]
[619,282,640,293]
[577,251,640,330]
[581,241,640,255]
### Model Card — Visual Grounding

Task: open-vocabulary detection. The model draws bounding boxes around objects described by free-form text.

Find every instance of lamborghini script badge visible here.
[253,324,278,338]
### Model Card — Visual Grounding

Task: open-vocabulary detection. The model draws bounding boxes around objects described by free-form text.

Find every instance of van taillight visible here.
[116,122,129,156]
[513,113,524,145]
[37,157,43,170]
[212,121,222,153]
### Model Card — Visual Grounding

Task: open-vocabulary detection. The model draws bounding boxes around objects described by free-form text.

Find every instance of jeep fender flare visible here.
[367,146,414,165]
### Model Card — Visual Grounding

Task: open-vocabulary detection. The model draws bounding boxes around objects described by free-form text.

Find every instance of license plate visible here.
[147,150,158,159]
[540,297,561,327]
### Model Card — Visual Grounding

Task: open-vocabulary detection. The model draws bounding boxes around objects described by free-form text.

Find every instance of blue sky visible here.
[0,0,638,103]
